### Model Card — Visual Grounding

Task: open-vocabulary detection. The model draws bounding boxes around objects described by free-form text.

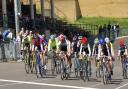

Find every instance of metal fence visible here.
[0,40,21,62]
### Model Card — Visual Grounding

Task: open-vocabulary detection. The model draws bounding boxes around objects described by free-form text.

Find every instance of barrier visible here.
[0,40,21,62]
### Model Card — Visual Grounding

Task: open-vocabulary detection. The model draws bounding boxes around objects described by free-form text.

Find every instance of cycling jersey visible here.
[51,39,57,49]
[23,36,30,44]
[119,45,127,56]
[102,43,113,56]
[32,36,43,51]
[79,43,91,56]
[60,40,67,52]
[92,44,98,55]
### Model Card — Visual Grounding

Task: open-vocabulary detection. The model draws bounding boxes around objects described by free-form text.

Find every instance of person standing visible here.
[107,23,111,38]
[103,24,107,38]
[116,24,120,37]
[98,25,103,38]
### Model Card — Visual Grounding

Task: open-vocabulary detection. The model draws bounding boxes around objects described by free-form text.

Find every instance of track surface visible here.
[0,37,128,89]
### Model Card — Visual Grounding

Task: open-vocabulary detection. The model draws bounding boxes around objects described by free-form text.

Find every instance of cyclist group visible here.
[18,28,128,83]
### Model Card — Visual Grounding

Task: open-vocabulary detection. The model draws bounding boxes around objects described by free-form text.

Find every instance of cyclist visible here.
[92,38,99,68]
[92,38,99,56]
[32,32,44,77]
[22,32,30,52]
[48,34,58,73]
[104,37,114,75]
[78,37,91,59]
[78,37,91,76]
[48,35,57,52]
[118,39,127,75]
[98,37,114,75]
[58,34,69,67]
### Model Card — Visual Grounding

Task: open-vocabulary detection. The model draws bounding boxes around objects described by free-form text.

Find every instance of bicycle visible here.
[29,51,36,73]
[93,54,102,78]
[73,52,80,78]
[100,56,112,84]
[122,56,128,79]
[60,51,70,80]
[24,47,31,74]
[55,53,61,74]
[50,50,57,75]
[79,54,90,82]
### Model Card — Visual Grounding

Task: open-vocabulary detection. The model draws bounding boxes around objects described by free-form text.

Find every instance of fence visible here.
[118,29,128,37]
[0,40,21,62]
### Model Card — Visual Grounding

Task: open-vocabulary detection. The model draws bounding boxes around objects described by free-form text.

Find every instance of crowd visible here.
[98,23,120,39]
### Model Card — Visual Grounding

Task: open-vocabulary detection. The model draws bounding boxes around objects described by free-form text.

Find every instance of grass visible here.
[75,17,128,29]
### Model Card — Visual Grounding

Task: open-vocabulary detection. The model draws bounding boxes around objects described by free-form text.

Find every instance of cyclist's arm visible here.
[79,44,82,55]
[48,39,51,52]
[110,43,114,57]
[125,46,127,55]
[87,43,91,57]
[92,44,95,56]
[98,44,102,59]
[67,40,71,56]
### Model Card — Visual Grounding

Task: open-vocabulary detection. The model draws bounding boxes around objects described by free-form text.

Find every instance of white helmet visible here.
[105,37,110,43]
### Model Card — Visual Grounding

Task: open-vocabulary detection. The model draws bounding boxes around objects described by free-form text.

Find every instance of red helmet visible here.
[81,37,88,44]
[119,39,124,47]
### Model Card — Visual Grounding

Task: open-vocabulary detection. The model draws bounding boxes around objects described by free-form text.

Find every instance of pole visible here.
[50,0,55,27]
[40,0,45,21]
[17,0,21,14]
[14,0,20,38]
[29,0,35,29]
[2,0,8,31]
[50,0,54,19]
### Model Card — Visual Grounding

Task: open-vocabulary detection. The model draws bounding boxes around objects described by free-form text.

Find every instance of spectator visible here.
[99,25,103,38]
[103,24,107,38]
[99,25,103,33]
[2,28,12,42]
[107,23,111,38]
[116,23,120,37]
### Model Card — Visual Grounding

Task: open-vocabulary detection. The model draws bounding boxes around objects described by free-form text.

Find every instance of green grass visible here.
[75,17,128,29]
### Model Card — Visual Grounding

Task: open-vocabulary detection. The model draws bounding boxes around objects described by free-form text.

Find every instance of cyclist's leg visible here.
[109,57,114,75]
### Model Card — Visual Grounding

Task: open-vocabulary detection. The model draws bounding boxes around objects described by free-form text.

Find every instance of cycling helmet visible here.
[42,34,45,38]
[99,38,104,45]
[119,39,124,47]
[94,38,99,44]
[78,36,82,40]
[105,37,110,43]
[50,35,55,40]
[81,37,88,44]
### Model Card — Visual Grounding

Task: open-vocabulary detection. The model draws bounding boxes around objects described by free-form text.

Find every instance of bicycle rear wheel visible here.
[24,54,30,74]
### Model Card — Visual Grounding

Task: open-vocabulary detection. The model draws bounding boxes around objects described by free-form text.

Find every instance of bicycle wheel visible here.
[123,63,128,79]
[96,61,102,78]
[74,68,79,78]
[102,64,108,84]
[56,60,60,74]
[82,66,89,82]
[35,64,40,78]
[24,53,30,74]
[30,53,36,73]
[40,65,46,78]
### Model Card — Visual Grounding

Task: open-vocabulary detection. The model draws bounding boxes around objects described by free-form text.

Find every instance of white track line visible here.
[0,78,51,87]
[0,79,98,89]
[0,83,21,86]
[115,82,128,89]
